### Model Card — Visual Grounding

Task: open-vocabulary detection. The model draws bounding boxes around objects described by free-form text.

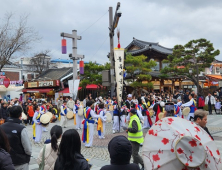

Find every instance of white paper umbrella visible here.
[142,117,222,170]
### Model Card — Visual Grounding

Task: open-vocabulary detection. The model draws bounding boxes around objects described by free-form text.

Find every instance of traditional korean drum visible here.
[158,112,165,120]
[106,112,112,123]
[182,107,190,116]
[40,114,50,127]
[78,106,84,116]
[66,111,74,119]
[109,105,114,111]
[105,104,109,110]
[45,112,53,119]
[21,112,27,120]
[148,108,154,117]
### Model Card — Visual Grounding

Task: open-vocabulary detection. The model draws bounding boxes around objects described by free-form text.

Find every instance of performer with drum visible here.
[73,100,83,130]
[124,94,133,125]
[82,101,100,148]
[141,98,153,129]
[181,94,197,121]
[40,101,48,132]
[67,97,75,111]
[173,99,182,118]
[33,105,43,143]
[97,103,107,139]
[126,102,144,124]
[94,96,103,114]
[112,99,120,134]
[60,101,68,128]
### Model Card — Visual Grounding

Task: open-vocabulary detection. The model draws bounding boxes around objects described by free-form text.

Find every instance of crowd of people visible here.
[0,88,221,170]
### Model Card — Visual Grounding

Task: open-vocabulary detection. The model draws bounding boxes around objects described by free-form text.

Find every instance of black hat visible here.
[130,108,137,114]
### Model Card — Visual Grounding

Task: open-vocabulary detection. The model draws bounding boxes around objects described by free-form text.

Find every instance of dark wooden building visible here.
[125,38,183,93]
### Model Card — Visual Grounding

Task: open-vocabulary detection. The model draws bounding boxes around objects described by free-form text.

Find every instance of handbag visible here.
[38,145,46,170]
[0,109,5,125]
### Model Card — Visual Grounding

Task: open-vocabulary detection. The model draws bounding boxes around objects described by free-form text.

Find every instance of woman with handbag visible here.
[54,129,90,170]
[37,125,63,170]
[0,103,8,125]
[0,127,15,170]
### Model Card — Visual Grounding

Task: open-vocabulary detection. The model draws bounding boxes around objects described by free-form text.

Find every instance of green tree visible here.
[161,38,220,96]
[79,61,110,88]
[125,53,156,96]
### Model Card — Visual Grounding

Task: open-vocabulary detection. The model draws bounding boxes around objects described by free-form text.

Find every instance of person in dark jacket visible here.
[1,106,32,170]
[0,102,9,120]
[194,109,214,140]
[100,135,140,170]
[55,129,89,170]
[0,127,15,170]
[183,91,190,103]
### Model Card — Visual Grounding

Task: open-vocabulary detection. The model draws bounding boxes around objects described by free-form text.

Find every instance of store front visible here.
[22,80,60,101]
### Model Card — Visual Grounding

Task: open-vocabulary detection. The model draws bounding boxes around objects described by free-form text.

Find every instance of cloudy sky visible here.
[1,0,222,64]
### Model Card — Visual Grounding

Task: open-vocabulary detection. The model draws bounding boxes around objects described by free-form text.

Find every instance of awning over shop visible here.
[86,84,101,89]
[206,75,222,81]
[22,88,54,93]
[204,81,219,87]
[59,87,82,93]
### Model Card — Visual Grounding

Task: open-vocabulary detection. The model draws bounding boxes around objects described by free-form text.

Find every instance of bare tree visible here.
[30,50,51,74]
[0,13,40,71]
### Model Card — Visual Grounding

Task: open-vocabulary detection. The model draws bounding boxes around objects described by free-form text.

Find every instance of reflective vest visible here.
[128,114,144,144]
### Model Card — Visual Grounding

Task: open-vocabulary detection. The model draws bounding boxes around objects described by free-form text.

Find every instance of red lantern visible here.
[79,60,84,74]
[3,77,10,88]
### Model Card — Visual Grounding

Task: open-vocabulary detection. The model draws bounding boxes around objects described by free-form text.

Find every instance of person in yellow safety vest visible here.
[123,108,144,170]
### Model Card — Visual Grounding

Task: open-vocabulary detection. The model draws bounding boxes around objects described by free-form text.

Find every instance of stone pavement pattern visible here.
[27,115,222,170]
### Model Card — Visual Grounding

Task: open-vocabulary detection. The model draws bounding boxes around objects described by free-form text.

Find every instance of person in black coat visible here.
[54,129,89,170]
[100,135,140,170]
[0,103,9,120]
[0,127,15,170]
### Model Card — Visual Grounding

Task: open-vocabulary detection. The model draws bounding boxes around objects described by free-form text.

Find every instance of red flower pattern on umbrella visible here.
[195,135,201,141]
[216,150,220,155]
[148,129,154,135]
[161,138,169,145]
[194,126,200,132]
[177,148,184,154]
[189,139,197,147]
[153,154,160,162]
[167,118,174,124]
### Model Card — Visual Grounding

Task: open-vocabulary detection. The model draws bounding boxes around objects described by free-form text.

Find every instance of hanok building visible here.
[125,38,184,93]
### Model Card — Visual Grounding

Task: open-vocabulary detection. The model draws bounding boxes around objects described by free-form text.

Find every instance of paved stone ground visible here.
[27,114,222,170]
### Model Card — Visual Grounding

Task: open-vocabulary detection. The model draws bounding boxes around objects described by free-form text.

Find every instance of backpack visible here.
[198,97,205,107]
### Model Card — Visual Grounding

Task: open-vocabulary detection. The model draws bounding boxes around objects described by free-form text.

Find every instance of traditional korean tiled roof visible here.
[36,67,72,80]
[213,59,222,63]
[125,38,173,55]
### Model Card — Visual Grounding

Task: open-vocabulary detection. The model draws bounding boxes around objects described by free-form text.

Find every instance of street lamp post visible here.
[109,2,122,97]
[60,30,84,100]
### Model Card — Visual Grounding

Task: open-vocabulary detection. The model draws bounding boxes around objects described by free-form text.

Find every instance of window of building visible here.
[216,67,220,74]
[152,61,159,71]
[162,63,169,69]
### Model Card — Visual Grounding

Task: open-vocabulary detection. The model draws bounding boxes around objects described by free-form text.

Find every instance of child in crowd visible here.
[215,98,221,114]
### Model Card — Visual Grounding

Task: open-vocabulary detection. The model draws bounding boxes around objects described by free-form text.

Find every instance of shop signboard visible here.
[28,82,38,88]
[24,80,60,88]
[39,81,53,87]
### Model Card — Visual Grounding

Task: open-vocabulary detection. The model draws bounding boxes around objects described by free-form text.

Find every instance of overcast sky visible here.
[1,0,222,64]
